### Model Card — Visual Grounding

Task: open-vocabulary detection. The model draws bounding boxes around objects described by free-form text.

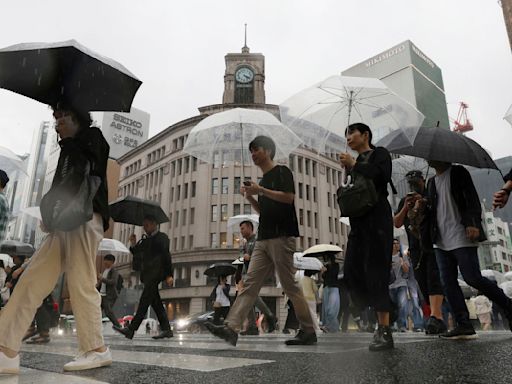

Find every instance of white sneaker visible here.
[0,351,20,374]
[63,347,112,371]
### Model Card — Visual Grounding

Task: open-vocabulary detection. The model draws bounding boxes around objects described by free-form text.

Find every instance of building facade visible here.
[114,44,347,323]
[480,205,512,272]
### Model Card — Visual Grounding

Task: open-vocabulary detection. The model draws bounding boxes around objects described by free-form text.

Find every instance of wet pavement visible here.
[3,330,511,383]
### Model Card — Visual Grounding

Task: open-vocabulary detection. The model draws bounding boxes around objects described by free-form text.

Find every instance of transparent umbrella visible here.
[183,108,302,177]
[504,104,512,127]
[226,214,259,233]
[0,146,27,175]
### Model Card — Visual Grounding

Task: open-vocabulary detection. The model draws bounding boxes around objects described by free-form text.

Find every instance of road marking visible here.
[0,367,108,383]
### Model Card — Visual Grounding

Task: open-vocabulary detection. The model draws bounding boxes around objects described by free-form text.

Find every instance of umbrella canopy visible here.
[280,75,425,156]
[0,39,141,112]
[204,263,237,277]
[504,104,512,127]
[500,281,512,298]
[0,240,35,257]
[0,253,14,268]
[293,253,324,271]
[504,271,512,282]
[98,238,129,254]
[303,244,343,257]
[183,108,303,169]
[378,126,498,170]
[227,214,259,233]
[0,146,27,175]
[480,269,505,285]
[109,195,169,226]
[20,206,42,221]
[232,258,244,265]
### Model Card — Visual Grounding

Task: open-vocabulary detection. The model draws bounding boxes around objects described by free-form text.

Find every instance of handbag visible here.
[336,151,378,218]
[40,161,101,232]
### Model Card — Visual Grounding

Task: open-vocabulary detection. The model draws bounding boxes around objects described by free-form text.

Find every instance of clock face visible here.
[235,67,254,83]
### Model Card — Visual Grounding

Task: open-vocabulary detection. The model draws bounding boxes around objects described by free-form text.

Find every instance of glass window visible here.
[305,159,310,175]
[306,185,310,200]
[221,177,229,194]
[244,204,251,215]
[211,233,218,248]
[297,157,303,173]
[181,236,185,250]
[298,183,303,199]
[170,187,174,203]
[190,207,195,224]
[314,212,318,228]
[211,178,219,194]
[289,155,295,171]
[326,167,330,183]
[221,204,228,221]
[307,210,311,227]
[328,216,332,232]
[189,235,194,248]
[312,162,317,177]
[182,209,187,225]
[192,157,198,171]
[191,181,196,197]
[313,187,317,202]
[184,157,190,173]
[176,185,181,200]
[177,159,182,175]
[299,209,304,225]
[220,232,227,248]
[211,205,218,222]
[327,192,331,207]
[234,177,241,194]
[233,204,241,216]
[175,211,179,226]
[184,183,188,199]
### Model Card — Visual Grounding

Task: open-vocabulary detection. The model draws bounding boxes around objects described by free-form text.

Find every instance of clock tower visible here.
[222,34,266,105]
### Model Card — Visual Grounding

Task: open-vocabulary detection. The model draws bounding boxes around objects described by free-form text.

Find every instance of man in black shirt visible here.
[205,136,315,346]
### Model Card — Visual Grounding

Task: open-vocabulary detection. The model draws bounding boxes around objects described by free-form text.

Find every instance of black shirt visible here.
[396,196,420,252]
[322,263,339,287]
[257,165,299,240]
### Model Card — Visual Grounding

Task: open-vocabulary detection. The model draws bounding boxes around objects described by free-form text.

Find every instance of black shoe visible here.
[503,304,512,333]
[369,326,394,352]
[240,327,259,336]
[204,321,238,346]
[113,325,134,340]
[425,316,447,335]
[152,329,173,339]
[440,325,477,340]
[285,330,317,346]
[266,315,277,333]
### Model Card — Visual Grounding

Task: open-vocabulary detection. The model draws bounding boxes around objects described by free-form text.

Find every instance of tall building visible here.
[342,40,449,130]
[114,43,347,322]
[480,204,512,272]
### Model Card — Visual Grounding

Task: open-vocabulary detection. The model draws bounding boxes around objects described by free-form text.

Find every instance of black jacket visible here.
[426,165,486,244]
[96,268,119,301]
[209,283,231,304]
[130,231,172,284]
[51,126,110,231]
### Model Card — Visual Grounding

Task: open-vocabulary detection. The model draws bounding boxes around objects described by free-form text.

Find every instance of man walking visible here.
[0,170,10,242]
[97,254,121,328]
[238,220,277,335]
[426,161,512,339]
[113,215,173,340]
[205,135,315,346]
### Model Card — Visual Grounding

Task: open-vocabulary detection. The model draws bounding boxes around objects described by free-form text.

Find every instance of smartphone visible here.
[243,181,251,186]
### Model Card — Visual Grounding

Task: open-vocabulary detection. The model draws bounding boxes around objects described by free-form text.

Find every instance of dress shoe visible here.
[285,330,317,345]
[152,330,173,339]
[113,325,134,340]
[369,326,394,352]
[204,321,238,346]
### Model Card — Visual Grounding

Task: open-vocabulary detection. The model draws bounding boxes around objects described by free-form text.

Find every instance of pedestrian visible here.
[337,277,351,332]
[320,254,340,333]
[238,220,277,335]
[0,102,112,374]
[389,239,410,332]
[0,170,9,242]
[473,292,493,331]
[300,270,321,333]
[113,215,173,340]
[339,123,394,351]
[97,254,121,328]
[425,160,512,339]
[394,170,447,335]
[210,275,231,325]
[24,295,55,344]
[282,297,299,334]
[205,135,316,346]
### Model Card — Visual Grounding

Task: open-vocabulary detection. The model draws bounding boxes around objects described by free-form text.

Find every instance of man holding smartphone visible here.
[205,135,315,346]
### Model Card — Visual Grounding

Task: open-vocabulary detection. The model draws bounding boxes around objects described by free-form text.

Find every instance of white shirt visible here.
[100,268,111,296]
[215,285,230,307]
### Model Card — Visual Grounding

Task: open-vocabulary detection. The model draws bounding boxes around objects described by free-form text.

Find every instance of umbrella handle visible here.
[340,167,352,187]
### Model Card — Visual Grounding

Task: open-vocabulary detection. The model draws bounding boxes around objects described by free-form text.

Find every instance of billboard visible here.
[93,107,150,160]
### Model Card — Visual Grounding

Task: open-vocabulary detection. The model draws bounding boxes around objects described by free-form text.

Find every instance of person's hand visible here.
[493,189,509,210]
[165,276,174,286]
[6,282,12,289]
[12,268,23,279]
[39,221,49,233]
[414,197,427,210]
[466,226,480,241]
[241,181,260,196]
[97,273,102,281]
[129,234,137,247]
[243,253,250,262]
[404,193,420,208]
[339,153,356,169]
[320,266,327,273]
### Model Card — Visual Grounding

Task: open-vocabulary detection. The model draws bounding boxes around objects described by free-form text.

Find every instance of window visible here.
[308,237,312,248]
[170,187,174,202]
[298,183,303,199]
[190,208,195,224]
[220,232,227,248]
[176,185,181,200]
[327,192,331,207]
[177,159,182,175]
[305,159,310,175]
[503,252,507,261]
[326,168,331,183]
[192,157,198,171]
[312,162,317,177]
[221,204,228,221]
[191,181,196,197]
[334,217,339,234]
[244,204,251,215]
[169,213,173,228]
[221,177,229,194]
[182,209,187,225]
[189,235,194,248]
[314,212,318,228]
[211,205,218,221]
[299,209,304,225]
[313,187,317,202]
[184,183,188,199]
[306,185,310,201]
[297,156,303,173]
[184,157,190,173]
[307,210,311,227]
[289,155,295,171]
[173,238,177,251]
[234,177,241,194]
[175,211,179,226]
[211,178,219,194]
[233,204,241,216]
[181,236,185,250]
[211,233,218,248]
[498,227,504,235]
[328,217,332,232]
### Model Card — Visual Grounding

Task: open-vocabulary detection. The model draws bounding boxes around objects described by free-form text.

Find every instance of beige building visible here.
[114,43,347,324]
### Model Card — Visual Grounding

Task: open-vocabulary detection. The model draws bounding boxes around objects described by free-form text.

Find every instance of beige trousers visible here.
[226,237,314,332]
[0,214,104,353]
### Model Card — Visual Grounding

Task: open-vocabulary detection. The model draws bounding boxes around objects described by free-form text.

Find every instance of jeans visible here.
[322,286,340,332]
[408,282,425,329]
[389,286,409,329]
[435,247,512,327]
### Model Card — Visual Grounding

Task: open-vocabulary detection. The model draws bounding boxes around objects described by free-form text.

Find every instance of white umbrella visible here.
[227,214,259,233]
[183,108,303,177]
[481,269,505,285]
[500,281,512,298]
[0,253,14,268]
[303,244,343,256]
[293,253,324,271]
[0,146,27,175]
[20,206,42,221]
[504,271,512,282]
[232,258,244,265]
[504,104,512,127]
[98,238,130,254]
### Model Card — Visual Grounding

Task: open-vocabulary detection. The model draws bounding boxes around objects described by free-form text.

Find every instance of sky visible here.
[1,0,511,159]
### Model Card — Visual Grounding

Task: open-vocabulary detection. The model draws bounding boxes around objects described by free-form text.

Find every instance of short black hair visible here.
[249,136,276,160]
[345,123,374,148]
[104,254,116,262]
[143,214,158,223]
[0,170,9,189]
[52,101,92,129]
[239,220,254,230]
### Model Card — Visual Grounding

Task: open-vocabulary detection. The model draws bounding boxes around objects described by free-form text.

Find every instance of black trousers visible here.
[34,304,51,333]
[213,306,230,325]
[410,247,444,301]
[101,296,120,327]
[130,281,170,331]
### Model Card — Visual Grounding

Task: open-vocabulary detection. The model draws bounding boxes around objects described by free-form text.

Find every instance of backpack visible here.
[116,273,124,294]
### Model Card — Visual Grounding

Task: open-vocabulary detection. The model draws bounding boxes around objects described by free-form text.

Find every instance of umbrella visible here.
[293,253,324,271]
[504,104,512,127]
[303,244,343,257]
[378,126,498,170]
[480,269,505,285]
[109,195,169,226]
[280,75,425,157]
[227,214,259,233]
[500,281,512,298]
[0,253,14,268]
[204,263,237,277]
[504,271,512,282]
[98,238,129,254]
[0,146,27,175]
[183,108,302,177]
[0,240,35,257]
[232,258,244,265]
[0,39,141,112]
[20,206,42,221]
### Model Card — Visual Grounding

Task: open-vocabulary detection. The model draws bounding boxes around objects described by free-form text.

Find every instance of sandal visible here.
[26,335,50,344]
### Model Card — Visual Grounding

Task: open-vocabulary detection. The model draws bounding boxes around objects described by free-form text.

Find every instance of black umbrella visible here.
[109,195,169,226]
[0,240,35,257]
[204,263,237,277]
[377,126,498,170]
[0,39,142,112]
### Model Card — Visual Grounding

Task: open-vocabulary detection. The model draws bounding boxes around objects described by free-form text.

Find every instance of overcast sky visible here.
[1,0,511,159]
